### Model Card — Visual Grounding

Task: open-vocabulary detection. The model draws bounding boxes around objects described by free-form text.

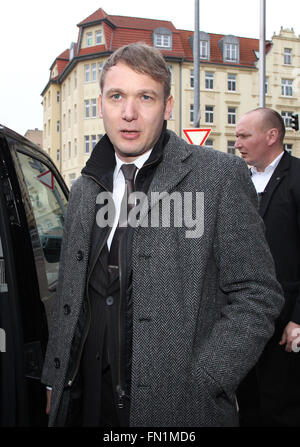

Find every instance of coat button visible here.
[54,358,60,369]
[76,250,83,261]
[63,304,71,315]
[106,296,114,306]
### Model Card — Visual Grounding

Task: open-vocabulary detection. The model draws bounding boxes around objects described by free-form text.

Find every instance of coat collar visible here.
[81,121,169,192]
[259,150,290,217]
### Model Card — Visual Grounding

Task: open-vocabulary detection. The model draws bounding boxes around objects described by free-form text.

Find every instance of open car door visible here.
[0,126,68,426]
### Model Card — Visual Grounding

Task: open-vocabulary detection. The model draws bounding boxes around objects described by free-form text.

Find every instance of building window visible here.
[95,30,103,45]
[85,65,90,83]
[265,78,268,95]
[205,106,214,124]
[85,100,90,118]
[92,64,97,82]
[284,48,292,65]
[153,27,172,49]
[228,74,236,91]
[74,71,77,89]
[204,139,214,149]
[190,104,194,123]
[91,135,97,151]
[56,149,60,161]
[284,143,293,155]
[228,107,236,125]
[190,70,194,88]
[98,63,103,80]
[68,142,71,160]
[56,120,60,132]
[200,40,208,59]
[282,79,293,97]
[227,141,235,154]
[85,136,90,153]
[155,33,171,48]
[91,99,97,118]
[57,91,60,103]
[225,43,238,62]
[68,110,71,128]
[281,111,293,127]
[86,32,93,47]
[205,72,214,90]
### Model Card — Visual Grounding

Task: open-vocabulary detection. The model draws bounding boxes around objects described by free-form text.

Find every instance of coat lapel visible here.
[137,132,193,225]
[259,151,290,217]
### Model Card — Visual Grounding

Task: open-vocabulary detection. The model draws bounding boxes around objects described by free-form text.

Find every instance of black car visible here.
[0,125,68,426]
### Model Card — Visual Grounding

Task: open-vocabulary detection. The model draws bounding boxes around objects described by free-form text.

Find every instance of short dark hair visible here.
[100,42,171,102]
[249,107,285,143]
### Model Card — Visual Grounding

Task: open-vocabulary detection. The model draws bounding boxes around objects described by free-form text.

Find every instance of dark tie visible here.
[257,192,264,205]
[108,163,137,267]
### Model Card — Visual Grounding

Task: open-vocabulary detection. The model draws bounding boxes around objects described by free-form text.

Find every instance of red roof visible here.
[47,8,265,86]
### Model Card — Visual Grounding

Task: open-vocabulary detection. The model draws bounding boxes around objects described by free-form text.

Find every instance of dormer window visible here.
[189,32,210,60]
[219,35,240,63]
[86,32,93,47]
[153,28,172,49]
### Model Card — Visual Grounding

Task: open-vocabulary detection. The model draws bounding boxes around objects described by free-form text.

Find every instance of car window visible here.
[15,151,67,321]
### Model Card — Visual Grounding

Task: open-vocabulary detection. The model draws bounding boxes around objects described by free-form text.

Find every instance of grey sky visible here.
[1,0,299,135]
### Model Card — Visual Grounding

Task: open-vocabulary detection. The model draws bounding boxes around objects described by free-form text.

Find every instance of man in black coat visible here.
[235,107,300,426]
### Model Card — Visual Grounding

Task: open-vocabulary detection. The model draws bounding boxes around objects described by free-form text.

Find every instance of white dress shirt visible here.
[107,149,153,249]
[250,152,284,193]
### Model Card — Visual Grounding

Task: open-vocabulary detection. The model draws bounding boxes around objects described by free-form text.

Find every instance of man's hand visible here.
[279,321,300,352]
[46,389,52,415]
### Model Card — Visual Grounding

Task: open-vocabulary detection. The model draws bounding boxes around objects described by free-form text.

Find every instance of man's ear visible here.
[267,127,279,146]
[164,95,174,121]
[98,95,103,118]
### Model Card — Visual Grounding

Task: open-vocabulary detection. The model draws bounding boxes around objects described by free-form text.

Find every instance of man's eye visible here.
[142,95,152,101]
[112,94,121,100]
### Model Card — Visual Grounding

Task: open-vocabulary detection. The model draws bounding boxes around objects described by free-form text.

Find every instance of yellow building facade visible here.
[42,9,300,188]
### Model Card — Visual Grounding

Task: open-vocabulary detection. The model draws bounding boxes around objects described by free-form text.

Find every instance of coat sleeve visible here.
[41,179,83,387]
[195,155,284,395]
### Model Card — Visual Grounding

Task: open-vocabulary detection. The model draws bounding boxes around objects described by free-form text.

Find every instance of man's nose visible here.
[234,138,241,149]
[122,99,138,121]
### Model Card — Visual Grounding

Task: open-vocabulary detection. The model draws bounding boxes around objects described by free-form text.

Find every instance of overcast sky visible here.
[1,0,300,136]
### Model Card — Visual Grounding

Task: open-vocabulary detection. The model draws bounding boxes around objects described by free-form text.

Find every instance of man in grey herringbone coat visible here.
[42,43,283,427]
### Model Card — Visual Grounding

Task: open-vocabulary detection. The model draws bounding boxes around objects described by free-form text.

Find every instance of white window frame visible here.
[95,30,103,45]
[155,33,171,48]
[91,99,97,118]
[228,107,236,125]
[281,111,293,128]
[85,100,90,119]
[204,139,214,149]
[284,48,292,65]
[205,105,214,124]
[190,104,194,123]
[282,79,293,97]
[190,70,194,88]
[205,72,214,90]
[91,63,97,82]
[86,32,93,47]
[85,65,90,83]
[228,74,236,91]
[227,141,235,154]
[224,43,238,62]
[200,40,208,59]
[91,135,97,151]
[85,136,90,153]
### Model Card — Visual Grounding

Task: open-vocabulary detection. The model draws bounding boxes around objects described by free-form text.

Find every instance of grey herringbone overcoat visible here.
[42,130,283,427]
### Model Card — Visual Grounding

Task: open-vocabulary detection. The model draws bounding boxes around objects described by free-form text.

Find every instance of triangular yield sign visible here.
[37,170,54,190]
[183,128,211,146]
